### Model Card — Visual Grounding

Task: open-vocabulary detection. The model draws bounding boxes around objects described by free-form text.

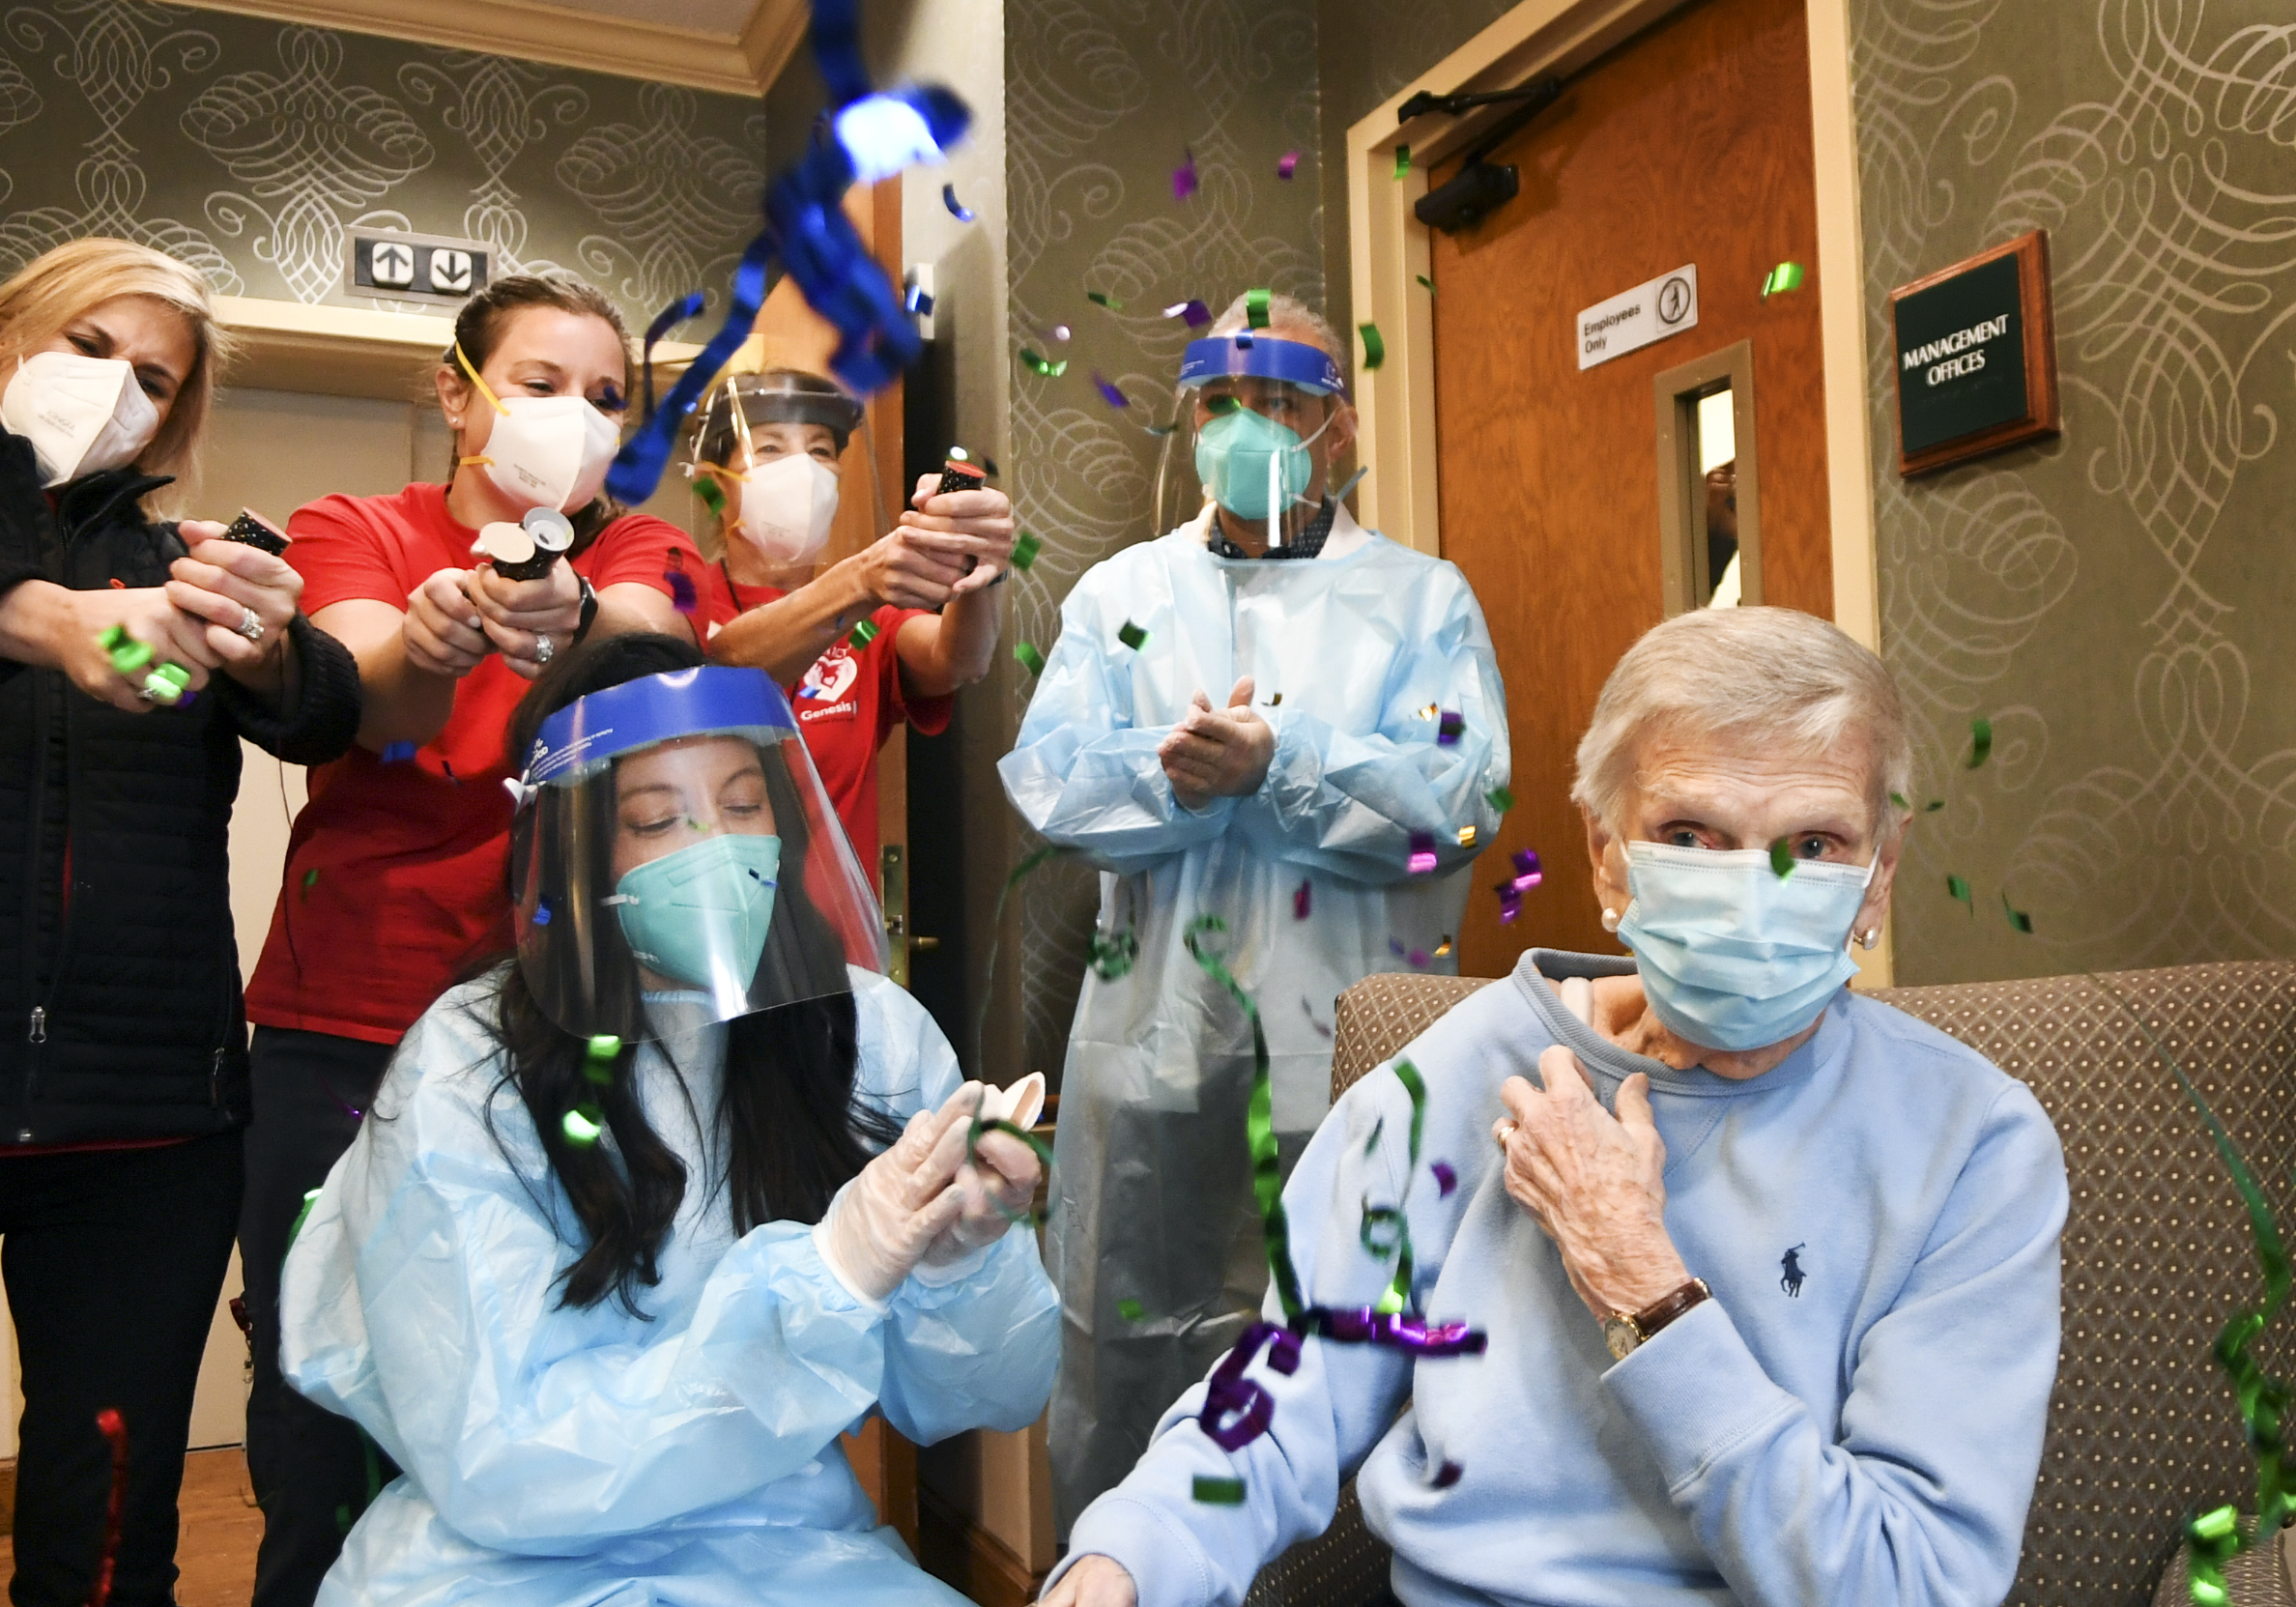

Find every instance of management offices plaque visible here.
[1888,229,2059,475]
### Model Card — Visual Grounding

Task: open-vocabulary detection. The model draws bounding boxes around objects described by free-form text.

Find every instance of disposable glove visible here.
[922,1074,1047,1269]
[816,1082,981,1303]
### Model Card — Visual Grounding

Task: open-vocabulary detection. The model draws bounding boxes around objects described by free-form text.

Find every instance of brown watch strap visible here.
[1631,1277,1711,1341]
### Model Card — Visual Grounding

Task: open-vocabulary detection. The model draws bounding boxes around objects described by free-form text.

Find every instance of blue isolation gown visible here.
[998,503,1509,1526]
[279,968,1059,1607]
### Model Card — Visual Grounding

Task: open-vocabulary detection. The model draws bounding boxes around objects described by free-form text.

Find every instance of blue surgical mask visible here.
[610,833,781,993]
[1615,842,1875,1052]
[1194,406,1318,522]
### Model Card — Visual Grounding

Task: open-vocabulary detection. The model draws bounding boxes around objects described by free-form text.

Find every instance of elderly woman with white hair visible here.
[1045,606,2067,1607]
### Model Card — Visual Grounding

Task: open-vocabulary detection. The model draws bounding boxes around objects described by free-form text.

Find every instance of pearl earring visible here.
[1600,908,1621,933]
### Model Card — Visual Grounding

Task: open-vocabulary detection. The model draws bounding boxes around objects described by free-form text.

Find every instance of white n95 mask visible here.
[1,353,160,487]
[467,394,620,514]
[735,454,840,564]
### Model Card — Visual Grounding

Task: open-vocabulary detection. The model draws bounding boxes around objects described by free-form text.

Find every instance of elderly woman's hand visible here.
[1040,1555,1136,1607]
[1495,1046,1690,1322]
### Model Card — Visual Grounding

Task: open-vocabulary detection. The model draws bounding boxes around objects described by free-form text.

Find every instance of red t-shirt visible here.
[699,564,950,883]
[244,483,702,1044]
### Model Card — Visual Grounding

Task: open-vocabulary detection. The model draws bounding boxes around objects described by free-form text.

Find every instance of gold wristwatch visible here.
[1602,1278,1711,1362]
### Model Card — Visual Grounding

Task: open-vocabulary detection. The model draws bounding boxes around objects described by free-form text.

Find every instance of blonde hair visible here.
[1570,607,1913,836]
[0,239,233,486]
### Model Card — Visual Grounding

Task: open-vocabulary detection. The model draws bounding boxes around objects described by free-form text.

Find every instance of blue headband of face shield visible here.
[521,667,798,791]
[1176,334,1349,400]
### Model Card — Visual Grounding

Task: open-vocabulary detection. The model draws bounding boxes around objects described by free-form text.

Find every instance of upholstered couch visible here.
[1242,961,2296,1607]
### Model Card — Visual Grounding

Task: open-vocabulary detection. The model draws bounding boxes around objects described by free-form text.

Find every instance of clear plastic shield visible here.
[1151,333,1350,547]
[684,368,882,566]
[508,667,888,1040]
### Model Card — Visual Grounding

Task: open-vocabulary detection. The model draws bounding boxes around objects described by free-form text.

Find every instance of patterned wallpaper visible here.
[1000,0,1322,1076]
[1850,0,2296,985]
[0,3,763,327]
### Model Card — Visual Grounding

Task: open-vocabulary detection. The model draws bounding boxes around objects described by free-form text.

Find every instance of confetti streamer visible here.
[2000,891,2034,933]
[1118,620,1148,650]
[89,1408,129,1607]
[1014,642,1046,675]
[1277,151,1300,180]
[1360,322,1386,370]
[847,618,879,648]
[1407,831,1439,875]
[1967,716,1993,770]
[1437,710,1464,745]
[1432,1161,1457,1198]
[1761,261,1805,299]
[942,182,975,221]
[635,291,704,423]
[1089,924,1138,980]
[1946,873,1973,912]
[1087,290,1125,309]
[1245,288,1272,330]
[1294,879,1311,920]
[381,741,416,763]
[560,1034,622,1149]
[1193,1476,1248,1505]
[1173,148,1198,201]
[1010,531,1042,572]
[1094,372,1130,409]
[1162,299,1212,329]
[963,1100,1058,1227]
[1769,838,1794,878]
[1019,348,1068,378]
[1393,145,1411,179]
[1118,1298,1144,1322]
[972,844,1072,1064]
[1485,785,1514,813]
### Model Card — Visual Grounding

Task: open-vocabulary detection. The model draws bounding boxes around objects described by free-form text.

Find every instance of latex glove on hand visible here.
[1157,674,1275,812]
[816,1081,989,1304]
[921,1074,1046,1270]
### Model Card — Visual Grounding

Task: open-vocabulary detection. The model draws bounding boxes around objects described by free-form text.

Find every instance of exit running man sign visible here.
[1888,229,2058,475]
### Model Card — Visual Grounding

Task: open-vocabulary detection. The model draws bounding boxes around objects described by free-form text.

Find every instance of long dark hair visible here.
[494,632,900,1314]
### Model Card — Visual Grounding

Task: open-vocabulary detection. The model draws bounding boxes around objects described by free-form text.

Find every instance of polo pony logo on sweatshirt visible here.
[1780,1244,1807,1298]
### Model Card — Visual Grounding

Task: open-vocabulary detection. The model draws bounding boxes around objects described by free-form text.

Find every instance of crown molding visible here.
[184,0,787,96]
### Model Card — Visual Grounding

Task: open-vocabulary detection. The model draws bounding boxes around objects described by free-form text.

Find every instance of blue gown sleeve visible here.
[1050,1065,1434,1606]
[1233,563,1508,884]
[998,570,1235,875]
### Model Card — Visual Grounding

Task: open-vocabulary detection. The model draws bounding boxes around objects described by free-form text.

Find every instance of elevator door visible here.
[1431,0,1832,971]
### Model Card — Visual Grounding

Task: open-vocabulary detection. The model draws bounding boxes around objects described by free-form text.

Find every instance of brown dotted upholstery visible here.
[1243,961,2296,1607]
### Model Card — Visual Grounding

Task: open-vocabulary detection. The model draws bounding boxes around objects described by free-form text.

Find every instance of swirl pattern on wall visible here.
[1852,0,2296,983]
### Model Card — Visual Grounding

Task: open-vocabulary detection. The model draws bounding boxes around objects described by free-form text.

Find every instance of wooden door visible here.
[1433,0,1830,972]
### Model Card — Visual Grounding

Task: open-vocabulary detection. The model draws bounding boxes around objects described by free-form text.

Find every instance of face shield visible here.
[1151,334,1350,551]
[685,371,877,567]
[508,667,888,1040]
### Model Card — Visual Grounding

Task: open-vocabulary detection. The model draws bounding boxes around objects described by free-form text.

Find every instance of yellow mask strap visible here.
[452,341,510,417]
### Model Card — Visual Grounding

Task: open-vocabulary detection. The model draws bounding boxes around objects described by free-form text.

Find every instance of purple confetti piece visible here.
[1389,937,1406,957]
[1162,298,1212,329]
[1498,889,1524,924]
[1437,709,1464,745]
[1301,995,1334,1040]
[381,740,417,763]
[1408,949,1431,968]
[1294,878,1311,920]
[942,182,975,222]
[1094,372,1129,409]
[1277,151,1300,180]
[665,568,699,617]
[1434,1461,1464,1489]
[532,901,552,927]
[1172,148,1198,202]
[1432,1161,1457,1197]
[1407,830,1438,875]
[1508,847,1543,890]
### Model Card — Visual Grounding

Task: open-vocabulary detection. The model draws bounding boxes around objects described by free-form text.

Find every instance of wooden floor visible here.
[0,1447,262,1605]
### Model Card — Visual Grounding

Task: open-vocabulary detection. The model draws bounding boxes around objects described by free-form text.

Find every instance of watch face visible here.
[1603,1315,1639,1363]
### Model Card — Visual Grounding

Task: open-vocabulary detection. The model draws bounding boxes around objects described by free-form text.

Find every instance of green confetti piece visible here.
[1392,145,1411,179]
[1768,838,1794,878]
[1117,1298,1144,1322]
[1014,642,1046,675]
[1019,348,1068,377]
[847,619,879,648]
[561,1108,601,1145]
[286,1187,323,1253]
[1117,620,1148,650]
[1245,287,1272,330]
[301,868,319,896]
[1967,716,1992,770]
[1363,1114,1385,1157]
[1946,874,1972,912]
[1010,531,1042,572]
[1359,322,1386,370]
[2000,891,2033,933]
[1761,261,1805,298]
[1086,291,1124,309]
[693,473,725,515]
[1192,1476,1247,1506]
[1484,785,1514,813]
[1417,274,1436,297]
[1204,393,1242,416]
[1924,799,1945,813]
[1889,791,1909,811]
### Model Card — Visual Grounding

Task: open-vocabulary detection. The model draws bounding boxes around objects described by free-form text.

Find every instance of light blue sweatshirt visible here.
[1052,951,2067,1607]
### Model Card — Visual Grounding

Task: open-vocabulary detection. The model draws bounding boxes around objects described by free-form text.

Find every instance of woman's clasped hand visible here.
[818,1079,1044,1302]
[402,557,583,680]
